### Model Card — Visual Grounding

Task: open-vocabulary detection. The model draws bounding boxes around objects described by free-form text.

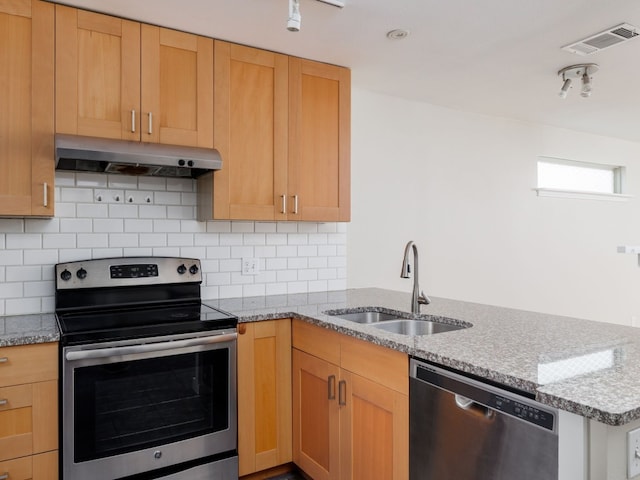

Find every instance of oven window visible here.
[73,349,229,462]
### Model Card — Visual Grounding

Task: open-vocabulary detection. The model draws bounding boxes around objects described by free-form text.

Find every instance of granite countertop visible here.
[208,288,640,426]
[3,287,639,426]
[0,313,59,347]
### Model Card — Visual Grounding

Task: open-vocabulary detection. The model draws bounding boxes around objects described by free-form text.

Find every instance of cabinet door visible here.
[141,26,213,148]
[289,58,350,222]
[56,5,140,140]
[211,41,288,220]
[237,320,292,476]
[339,370,409,480]
[292,349,340,480]
[33,451,58,480]
[0,0,54,217]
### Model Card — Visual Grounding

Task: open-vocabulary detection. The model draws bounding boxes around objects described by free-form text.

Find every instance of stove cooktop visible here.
[56,302,237,346]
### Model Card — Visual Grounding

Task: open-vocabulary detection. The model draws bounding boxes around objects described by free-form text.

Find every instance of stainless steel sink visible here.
[334,311,403,323]
[372,319,463,335]
[326,309,469,336]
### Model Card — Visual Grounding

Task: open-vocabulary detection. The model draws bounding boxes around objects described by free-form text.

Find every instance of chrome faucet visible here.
[400,241,431,313]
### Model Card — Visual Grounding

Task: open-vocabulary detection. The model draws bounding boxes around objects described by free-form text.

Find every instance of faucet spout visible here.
[400,241,431,313]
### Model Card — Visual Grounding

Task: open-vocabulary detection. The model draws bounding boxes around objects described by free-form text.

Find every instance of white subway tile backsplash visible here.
[138,177,167,191]
[60,218,92,233]
[7,234,41,249]
[77,203,109,218]
[25,218,60,233]
[0,219,25,233]
[167,234,194,247]
[77,234,108,249]
[166,178,194,192]
[43,234,76,249]
[153,220,181,233]
[109,234,139,248]
[109,204,139,218]
[139,234,167,247]
[0,250,25,266]
[94,219,124,233]
[139,205,167,219]
[76,173,108,188]
[0,174,347,314]
[61,187,94,203]
[328,279,347,290]
[6,297,40,315]
[125,219,153,233]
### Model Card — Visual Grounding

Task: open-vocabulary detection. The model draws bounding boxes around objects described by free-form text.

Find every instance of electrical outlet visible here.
[628,428,640,477]
[242,258,260,275]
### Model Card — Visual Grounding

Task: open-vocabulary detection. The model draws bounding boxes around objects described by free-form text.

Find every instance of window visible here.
[536,156,629,201]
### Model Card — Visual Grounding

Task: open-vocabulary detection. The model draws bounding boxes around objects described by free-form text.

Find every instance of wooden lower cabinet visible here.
[0,343,58,479]
[292,320,408,480]
[238,320,292,476]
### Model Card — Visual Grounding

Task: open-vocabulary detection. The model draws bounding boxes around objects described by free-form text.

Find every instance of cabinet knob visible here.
[238,324,247,335]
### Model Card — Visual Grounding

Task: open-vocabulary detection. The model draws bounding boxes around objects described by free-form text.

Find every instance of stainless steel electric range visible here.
[55,257,238,480]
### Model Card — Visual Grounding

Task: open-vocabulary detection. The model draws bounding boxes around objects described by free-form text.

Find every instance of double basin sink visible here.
[326,309,468,336]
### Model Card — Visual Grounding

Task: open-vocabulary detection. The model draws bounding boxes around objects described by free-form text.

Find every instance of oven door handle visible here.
[65,333,237,361]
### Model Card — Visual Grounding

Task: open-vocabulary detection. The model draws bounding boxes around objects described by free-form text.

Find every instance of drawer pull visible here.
[0,357,7,364]
[0,399,7,406]
[0,473,8,480]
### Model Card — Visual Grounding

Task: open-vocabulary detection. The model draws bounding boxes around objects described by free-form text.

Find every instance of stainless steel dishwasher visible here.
[410,358,558,480]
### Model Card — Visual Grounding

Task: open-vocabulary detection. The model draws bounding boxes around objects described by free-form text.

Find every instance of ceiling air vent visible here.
[562,23,639,56]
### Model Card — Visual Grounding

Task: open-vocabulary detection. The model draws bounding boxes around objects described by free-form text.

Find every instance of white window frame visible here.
[534,156,632,202]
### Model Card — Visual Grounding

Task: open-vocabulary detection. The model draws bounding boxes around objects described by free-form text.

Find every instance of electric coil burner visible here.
[55,257,238,480]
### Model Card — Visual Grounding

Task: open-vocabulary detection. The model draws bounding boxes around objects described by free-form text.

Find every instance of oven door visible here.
[62,330,237,480]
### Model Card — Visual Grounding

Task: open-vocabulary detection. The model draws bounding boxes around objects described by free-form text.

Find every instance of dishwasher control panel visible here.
[413,361,556,432]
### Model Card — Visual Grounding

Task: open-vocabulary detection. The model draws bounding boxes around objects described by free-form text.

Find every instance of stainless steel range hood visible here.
[55,134,222,179]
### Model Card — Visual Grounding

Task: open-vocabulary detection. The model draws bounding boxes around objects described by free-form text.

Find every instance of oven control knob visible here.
[189,264,199,275]
[60,269,72,281]
[76,268,87,280]
[177,264,187,275]
[154,450,162,459]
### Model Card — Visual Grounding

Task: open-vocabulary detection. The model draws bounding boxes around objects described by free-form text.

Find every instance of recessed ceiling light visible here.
[387,29,410,40]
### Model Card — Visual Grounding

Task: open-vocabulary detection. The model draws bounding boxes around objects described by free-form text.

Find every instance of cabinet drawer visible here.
[0,343,57,387]
[292,320,341,365]
[0,380,58,461]
[0,455,32,480]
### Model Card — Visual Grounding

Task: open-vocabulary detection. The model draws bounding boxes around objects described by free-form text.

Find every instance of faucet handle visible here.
[418,291,431,305]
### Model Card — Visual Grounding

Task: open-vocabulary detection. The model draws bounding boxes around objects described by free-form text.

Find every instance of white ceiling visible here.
[56,0,640,143]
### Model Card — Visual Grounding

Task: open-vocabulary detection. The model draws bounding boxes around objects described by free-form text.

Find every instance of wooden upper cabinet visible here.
[141,26,213,148]
[289,58,351,222]
[56,6,213,148]
[211,41,288,220]
[56,6,141,140]
[0,0,54,217]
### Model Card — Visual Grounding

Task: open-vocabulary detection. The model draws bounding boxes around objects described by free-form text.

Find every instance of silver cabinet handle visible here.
[131,109,136,133]
[328,374,336,400]
[0,473,8,480]
[65,332,237,361]
[43,182,48,207]
[0,399,7,406]
[148,112,153,135]
[338,379,346,406]
[0,357,7,364]
[292,194,299,214]
[281,194,287,214]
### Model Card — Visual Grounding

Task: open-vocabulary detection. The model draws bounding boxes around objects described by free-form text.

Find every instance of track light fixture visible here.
[557,64,599,99]
[286,0,344,32]
[287,0,301,32]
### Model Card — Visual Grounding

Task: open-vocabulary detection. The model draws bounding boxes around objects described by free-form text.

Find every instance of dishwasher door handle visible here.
[454,394,494,419]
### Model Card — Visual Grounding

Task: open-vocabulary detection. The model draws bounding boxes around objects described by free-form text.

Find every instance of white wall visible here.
[0,172,347,316]
[348,88,640,326]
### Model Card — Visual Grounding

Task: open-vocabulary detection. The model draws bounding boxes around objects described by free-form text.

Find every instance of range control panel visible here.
[55,257,202,289]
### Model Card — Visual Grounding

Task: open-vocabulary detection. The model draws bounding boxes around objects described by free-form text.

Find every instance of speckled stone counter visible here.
[206,288,640,426]
[0,313,59,347]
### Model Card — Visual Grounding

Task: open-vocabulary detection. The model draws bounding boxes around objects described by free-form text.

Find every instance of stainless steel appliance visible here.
[55,257,238,480]
[410,358,558,480]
